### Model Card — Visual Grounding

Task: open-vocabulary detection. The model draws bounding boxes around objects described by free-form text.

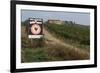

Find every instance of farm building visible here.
[48,19,63,25]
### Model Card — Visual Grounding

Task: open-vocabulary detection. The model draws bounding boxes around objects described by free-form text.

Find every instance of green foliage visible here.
[21,20,29,26]
[22,48,48,62]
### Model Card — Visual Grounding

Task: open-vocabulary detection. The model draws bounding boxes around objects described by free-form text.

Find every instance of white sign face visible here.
[28,18,43,38]
[31,24,41,35]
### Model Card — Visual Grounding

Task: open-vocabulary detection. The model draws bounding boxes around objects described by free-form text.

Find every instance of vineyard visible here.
[44,23,90,50]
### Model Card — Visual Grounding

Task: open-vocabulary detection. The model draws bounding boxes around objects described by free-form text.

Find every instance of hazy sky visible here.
[21,10,90,25]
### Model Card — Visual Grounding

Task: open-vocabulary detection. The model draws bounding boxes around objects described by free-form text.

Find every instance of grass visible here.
[21,44,89,63]
[21,47,48,62]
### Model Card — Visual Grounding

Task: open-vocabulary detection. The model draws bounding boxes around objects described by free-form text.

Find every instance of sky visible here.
[21,10,90,25]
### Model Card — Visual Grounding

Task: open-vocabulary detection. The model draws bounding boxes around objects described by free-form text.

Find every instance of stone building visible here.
[48,19,63,25]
